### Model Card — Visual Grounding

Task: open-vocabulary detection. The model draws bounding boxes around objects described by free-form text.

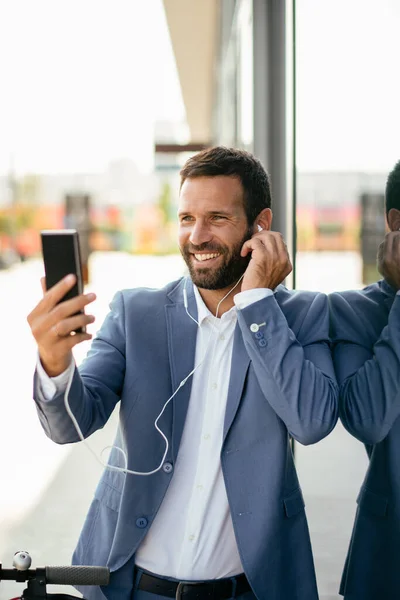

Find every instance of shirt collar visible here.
[193,285,237,325]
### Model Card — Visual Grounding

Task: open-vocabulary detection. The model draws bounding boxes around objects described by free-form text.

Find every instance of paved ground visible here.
[0,251,368,600]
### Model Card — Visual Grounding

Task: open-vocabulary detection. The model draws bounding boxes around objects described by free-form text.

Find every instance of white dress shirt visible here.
[36,285,272,580]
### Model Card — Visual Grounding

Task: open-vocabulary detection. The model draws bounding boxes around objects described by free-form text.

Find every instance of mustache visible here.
[184,243,226,254]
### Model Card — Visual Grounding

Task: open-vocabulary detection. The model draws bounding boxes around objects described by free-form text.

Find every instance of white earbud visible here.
[257,224,263,232]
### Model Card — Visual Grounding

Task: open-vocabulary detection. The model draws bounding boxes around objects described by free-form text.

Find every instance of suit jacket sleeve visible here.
[236,291,338,445]
[329,290,400,444]
[33,291,126,444]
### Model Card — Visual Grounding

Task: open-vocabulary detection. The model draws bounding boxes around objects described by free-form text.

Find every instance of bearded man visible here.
[28,146,338,600]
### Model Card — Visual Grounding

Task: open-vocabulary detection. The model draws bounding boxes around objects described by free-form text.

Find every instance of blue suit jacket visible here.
[34,278,338,600]
[330,280,400,600]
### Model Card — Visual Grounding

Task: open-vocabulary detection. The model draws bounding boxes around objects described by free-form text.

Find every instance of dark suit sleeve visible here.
[33,291,126,444]
[236,291,338,445]
[330,291,400,445]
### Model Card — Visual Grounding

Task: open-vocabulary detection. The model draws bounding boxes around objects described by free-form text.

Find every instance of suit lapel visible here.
[165,279,198,461]
[223,323,250,442]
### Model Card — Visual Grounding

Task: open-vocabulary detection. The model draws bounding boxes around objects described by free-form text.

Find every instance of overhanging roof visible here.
[162,0,218,145]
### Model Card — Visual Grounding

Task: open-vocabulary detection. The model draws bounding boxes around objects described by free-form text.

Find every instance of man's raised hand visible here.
[27,274,96,377]
[240,230,292,292]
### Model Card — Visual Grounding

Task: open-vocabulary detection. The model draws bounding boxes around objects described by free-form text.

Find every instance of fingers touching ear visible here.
[40,277,47,295]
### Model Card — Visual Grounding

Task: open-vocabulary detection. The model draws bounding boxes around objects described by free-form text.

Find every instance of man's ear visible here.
[254,208,273,233]
[387,208,400,231]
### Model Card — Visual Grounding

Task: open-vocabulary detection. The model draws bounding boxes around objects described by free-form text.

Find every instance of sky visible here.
[0,0,185,175]
[0,0,400,176]
[296,0,400,172]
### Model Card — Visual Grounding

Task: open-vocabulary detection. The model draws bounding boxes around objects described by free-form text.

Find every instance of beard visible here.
[180,228,253,290]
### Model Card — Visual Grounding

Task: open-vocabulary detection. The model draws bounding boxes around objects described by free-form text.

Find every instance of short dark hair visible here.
[385,160,400,216]
[180,146,272,225]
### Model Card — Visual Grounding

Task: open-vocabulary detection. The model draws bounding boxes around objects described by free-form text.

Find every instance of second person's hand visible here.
[377,231,400,291]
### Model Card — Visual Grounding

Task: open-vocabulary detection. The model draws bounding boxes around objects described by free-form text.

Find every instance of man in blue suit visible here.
[28,147,338,600]
[329,160,400,600]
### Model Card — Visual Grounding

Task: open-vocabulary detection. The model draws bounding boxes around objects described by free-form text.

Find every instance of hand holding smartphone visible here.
[41,229,86,333]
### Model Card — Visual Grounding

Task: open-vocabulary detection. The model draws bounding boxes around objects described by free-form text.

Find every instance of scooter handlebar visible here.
[45,565,109,586]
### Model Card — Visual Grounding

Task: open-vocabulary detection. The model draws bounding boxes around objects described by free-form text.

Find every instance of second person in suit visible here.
[330,160,400,599]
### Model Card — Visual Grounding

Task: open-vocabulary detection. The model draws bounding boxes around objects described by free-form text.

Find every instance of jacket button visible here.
[258,339,267,348]
[136,517,148,528]
[163,462,173,474]
[255,331,264,340]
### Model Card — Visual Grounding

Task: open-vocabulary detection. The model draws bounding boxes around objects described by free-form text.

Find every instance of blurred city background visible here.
[0,1,398,598]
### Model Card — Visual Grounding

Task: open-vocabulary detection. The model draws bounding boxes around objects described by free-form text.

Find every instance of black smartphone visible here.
[41,229,85,333]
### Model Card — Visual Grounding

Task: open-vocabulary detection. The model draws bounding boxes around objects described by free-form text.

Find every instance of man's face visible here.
[178,175,253,290]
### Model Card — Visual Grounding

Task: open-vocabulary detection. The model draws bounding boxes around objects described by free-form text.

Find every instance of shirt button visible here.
[219,334,225,341]
[188,535,195,541]
[258,339,267,348]
[162,462,173,474]
[197,484,204,491]
[250,323,259,332]
[212,383,218,390]
[136,517,148,529]
[204,433,210,440]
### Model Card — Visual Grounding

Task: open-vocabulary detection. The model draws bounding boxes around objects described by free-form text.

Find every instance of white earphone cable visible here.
[63,274,244,476]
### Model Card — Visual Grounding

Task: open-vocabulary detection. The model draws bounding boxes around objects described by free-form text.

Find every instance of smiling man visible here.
[27,146,338,600]
[178,175,254,296]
